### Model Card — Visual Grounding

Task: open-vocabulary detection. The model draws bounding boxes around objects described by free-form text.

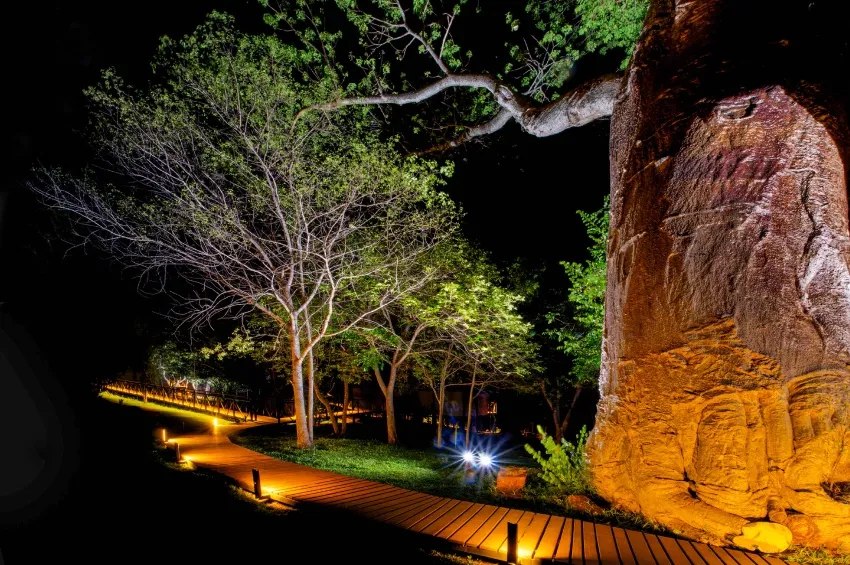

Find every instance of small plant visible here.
[784,546,850,565]
[525,425,592,495]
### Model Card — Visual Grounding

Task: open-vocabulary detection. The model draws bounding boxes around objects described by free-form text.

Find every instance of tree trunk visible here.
[589,0,850,551]
[341,380,349,435]
[375,366,399,445]
[559,386,582,441]
[290,356,312,449]
[465,363,477,447]
[306,344,315,443]
[436,378,446,448]
[385,380,398,445]
[315,385,339,436]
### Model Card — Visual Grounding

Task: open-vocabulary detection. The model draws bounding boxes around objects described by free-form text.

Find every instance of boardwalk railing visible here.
[106,380,293,422]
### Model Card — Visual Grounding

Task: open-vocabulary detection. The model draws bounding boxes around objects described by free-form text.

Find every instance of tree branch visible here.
[295,73,621,150]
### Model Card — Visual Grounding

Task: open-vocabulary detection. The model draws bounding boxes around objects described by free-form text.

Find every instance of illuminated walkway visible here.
[148,402,784,565]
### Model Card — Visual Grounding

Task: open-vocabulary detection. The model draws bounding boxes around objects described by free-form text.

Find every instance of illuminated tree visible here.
[543,199,608,442]
[29,15,459,449]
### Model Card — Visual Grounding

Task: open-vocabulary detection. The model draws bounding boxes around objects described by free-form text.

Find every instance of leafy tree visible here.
[30,14,459,448]
[542,199,608,441]
[262,0,646,151]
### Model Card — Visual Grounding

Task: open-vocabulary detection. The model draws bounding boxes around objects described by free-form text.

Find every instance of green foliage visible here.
[784,547,850,565]
[546,198,608,386]
[525,424,592,495]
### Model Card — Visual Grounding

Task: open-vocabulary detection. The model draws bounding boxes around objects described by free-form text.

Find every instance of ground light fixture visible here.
[478,453,493,468]
[462,451,475,464]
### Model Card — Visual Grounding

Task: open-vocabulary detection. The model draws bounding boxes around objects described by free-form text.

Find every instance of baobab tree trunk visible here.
[589,0,850,552]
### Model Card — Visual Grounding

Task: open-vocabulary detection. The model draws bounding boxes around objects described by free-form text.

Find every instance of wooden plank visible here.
[744,554,772,565]
[498,512,537,554]
[411,499,464,533]
[727,549,760,565]
[761,557,787,565]
[312,483,399,507]
[595,524,621,565]
[644,534,673,565]
[278,476,365,496]
[710,547,743,565]
[658,536,691,565]
[612,527,638,565]
[691,543,725,565]
[570,518,584,565]
[398,498,456,530]
[534,515,565,560]
[463,506,510,549]
[625,530,658,565]
[438,503,486,540]
[517,513,550,560]
[384,494,440,525]
[367,492,433,520]
[553,518,574,562]
[420,501,474,536]
[478,508,525,553]
[354,489,425,515]
[447,505,500,545]
[676,541,709,565]
[296,481,390,504]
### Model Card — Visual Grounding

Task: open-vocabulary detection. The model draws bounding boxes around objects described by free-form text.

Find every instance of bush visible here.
[525,425,592,495]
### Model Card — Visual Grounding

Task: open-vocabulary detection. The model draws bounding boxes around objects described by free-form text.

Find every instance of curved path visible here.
[117,392,785,565]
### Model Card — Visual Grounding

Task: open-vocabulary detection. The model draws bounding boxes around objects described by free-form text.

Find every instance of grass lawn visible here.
[233,426,505,503]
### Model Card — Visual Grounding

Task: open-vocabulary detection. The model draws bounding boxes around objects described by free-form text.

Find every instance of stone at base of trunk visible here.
[732,522,793,553]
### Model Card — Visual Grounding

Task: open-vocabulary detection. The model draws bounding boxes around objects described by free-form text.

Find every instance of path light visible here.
[162,428,167,443]
[478,453,493,468]
[213,418,218,427]
[462,451,475,464]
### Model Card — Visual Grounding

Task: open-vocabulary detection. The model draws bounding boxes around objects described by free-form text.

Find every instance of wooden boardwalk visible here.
[153,408,783,565]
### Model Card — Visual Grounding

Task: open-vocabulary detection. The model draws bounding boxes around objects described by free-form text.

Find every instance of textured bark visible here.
[589,0,850,551]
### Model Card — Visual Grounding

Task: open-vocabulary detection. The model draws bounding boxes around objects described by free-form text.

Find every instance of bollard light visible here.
[174,442,181,462]
[162,428,167,443]
[507,522,518,564]
[252,468,262,499]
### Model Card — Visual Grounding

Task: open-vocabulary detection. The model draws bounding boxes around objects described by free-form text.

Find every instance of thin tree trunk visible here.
[290,353,311,448]
[436,379,445,448]
[306,348,314,442]
[341,380,349,435]
[374,366,399,445]
[559,386,582,441]
[465,364,477,447]
[315,385,339,435]
[385,380,397,445]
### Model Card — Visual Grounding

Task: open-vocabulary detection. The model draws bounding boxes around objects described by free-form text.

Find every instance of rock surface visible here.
[589,0,850,551]
[733,523,793,554]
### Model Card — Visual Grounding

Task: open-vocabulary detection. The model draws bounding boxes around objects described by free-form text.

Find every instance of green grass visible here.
[232,429,502,503]
[783,547,850,565]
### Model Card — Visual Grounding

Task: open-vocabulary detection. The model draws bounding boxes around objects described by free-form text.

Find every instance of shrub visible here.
[525,425,592,495]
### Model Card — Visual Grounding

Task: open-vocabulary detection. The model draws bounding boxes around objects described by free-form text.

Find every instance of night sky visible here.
[2,0,611,394]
